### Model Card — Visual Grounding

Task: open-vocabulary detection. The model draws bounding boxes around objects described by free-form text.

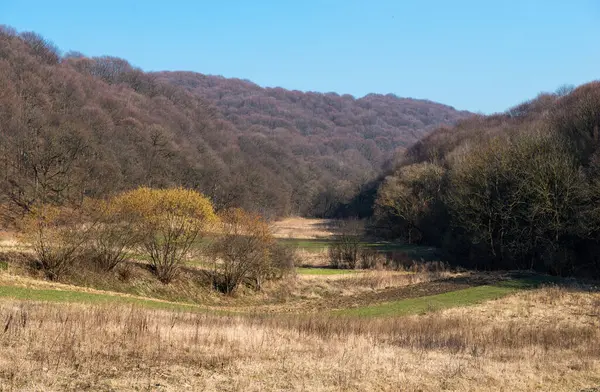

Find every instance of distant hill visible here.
[154,72,471,216]
[156,71,469,153]
[0,26,470,220]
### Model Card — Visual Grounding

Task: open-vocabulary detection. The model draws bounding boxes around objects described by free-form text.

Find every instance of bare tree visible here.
[328,218,365,269]
[209,208,276,293]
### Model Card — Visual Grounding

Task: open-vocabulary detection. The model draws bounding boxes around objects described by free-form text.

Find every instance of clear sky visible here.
[2,0,599,113]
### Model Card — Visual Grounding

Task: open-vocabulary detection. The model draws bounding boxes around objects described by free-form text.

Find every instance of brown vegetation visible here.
[81,198,141,272]
[374,83,600,277]
[270,217,338,239]
[209,208,291,294]
[0,25,468,222]
[18,205,91,280]
[0,287,597,391]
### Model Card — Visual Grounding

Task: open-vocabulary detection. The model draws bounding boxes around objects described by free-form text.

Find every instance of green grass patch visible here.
[297,267,358,275]
[0,285,228,314]
[277,238,333,251]
[277,238,439,259]
[0,261,7,271]
[333,284,521,318]
[0,272,562,318]
[371,243,439,260]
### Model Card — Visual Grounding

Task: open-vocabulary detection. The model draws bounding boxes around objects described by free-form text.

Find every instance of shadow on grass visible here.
[332,271,596,318]
[0,285,234,315]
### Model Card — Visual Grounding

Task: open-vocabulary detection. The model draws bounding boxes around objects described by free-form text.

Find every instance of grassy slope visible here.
[0,275,546,318]
[296,267,358,275]
[334,285,518,317]
[333,277,549,317]
[0,285,229,314]
[0,282,517,318]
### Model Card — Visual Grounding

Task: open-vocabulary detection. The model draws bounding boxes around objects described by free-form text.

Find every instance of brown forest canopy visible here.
[374,82,600,277]
[0,26,469,221]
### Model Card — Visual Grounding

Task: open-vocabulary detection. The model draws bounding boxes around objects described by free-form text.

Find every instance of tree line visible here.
[0,26,467,223]
[373,82,600,277]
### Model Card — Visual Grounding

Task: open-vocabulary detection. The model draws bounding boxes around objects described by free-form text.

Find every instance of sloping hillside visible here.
[156,71,469,153]
[0,26,470,220]
[373,82,600,276]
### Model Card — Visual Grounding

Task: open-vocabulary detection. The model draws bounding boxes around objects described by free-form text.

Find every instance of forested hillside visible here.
[0,25,470,222]
[155,71,465,153]
[155,71,470,217]
[374,82,600,277]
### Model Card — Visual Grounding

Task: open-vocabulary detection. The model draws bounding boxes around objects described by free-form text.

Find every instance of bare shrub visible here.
[328,219,364,269]
[269,242,298,278]
[359,248,383,269]
[383,250,414,270]
[210,208,276,293]
[82,198,141,272]
[408,260,448,273]
[19,205,90,280]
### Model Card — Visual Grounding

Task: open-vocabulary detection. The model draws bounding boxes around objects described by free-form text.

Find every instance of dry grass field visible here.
[0,220,598,391]
[0,231,20,250]
[270,217,338,239]
[0,286,598,391]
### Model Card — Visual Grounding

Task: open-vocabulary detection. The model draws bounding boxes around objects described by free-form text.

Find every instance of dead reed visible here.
[0,286,598,391]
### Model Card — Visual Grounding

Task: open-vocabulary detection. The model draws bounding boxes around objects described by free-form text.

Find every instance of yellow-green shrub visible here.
[115,187,217,283]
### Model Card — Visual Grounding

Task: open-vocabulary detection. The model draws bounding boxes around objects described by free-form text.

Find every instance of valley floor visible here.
[0,222,599,391]
[0,285,598,391]
[0,265,598,391]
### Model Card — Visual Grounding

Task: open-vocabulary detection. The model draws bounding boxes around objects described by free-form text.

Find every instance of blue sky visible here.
[2,0,599,113]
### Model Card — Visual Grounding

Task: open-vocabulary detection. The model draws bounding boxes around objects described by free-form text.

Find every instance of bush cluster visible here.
[18,188,295,291]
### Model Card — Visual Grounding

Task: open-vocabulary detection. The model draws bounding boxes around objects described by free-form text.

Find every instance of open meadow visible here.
[2,14,600,391]
[0,218,598,391]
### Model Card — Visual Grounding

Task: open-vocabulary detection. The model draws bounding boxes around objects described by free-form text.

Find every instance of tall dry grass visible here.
[270,217,338,239]
[291,270,456,302]
[0,286,598,391]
